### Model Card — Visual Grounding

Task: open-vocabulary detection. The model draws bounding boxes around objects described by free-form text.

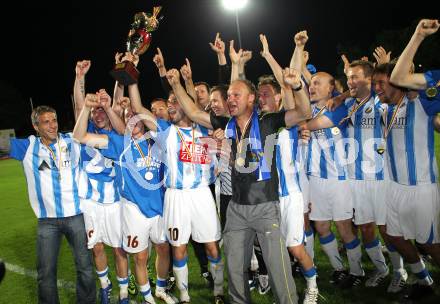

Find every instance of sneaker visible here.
[214,295,226,304]
[179,292,191,303]
[258,274,271,295]
[142,294,157,304]
[128,273,138,296]
[167,275,176,291]
[365,267,389,287]
[303,287,319,304]
[338,274,364,289]
[387,269,408,293]
[403,283,434,300]
[329,270,348,284]
[119,298,129,304]
[201,271,214,288]
[248,270,258,291]
[155,288,178,304]
[99,282,112,304]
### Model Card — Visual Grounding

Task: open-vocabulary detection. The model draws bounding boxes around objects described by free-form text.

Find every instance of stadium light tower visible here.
[222,0,249,50]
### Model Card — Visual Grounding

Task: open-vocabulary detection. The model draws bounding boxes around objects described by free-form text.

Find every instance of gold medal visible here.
[331,127,340,135]
[425,86,438,98]
[144,171,153,180]
[376,146,385,155]
[236,157,245,167]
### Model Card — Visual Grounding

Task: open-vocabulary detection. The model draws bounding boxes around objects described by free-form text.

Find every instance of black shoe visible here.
[214,295,226,304]
[403,283,434,300]
[338,274,364,289]
[291,261,301,278]
[201,271,214,288]
[329,270,348,284]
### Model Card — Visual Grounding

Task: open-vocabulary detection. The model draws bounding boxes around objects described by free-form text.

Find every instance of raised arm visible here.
[153,47,172,94]
[166,69,213,129]
[238,50,252,80]
[290,31,308,79]
[120,54,158,131]
[390,19,439,90]
[229,40,242,83]
[283,68,311,127]
[112,53,125,117]
[127,82,158,132]
[98,89,126,135]
[209,32,227,66]
[372,46,392,65]
[180,58,197,102]
[73,60,91,120]
[301,51,313,85]
[279,68,296,110]
[260,34,284,87]
[73,93,109,148]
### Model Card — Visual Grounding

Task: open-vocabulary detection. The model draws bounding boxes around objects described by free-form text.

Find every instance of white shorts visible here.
[309,176,353,221]
[299,171,310,213]
[121,197,166,254]
[350,179,388,226]
[164,187,221,246]
[386,182,440,244]
[81,199,122,249]
[280,192,305,247]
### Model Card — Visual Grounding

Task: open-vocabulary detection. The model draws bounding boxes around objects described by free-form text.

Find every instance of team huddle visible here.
[9,18,440,304]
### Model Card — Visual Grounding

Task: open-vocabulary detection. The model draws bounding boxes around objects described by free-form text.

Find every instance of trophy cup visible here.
[110,6,162,85]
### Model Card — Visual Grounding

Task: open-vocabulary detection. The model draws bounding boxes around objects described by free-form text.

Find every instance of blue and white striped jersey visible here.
[100,132,164,218]
[307,104,349,180]
[344,95,388,180]
[9,133,82,219]
[152,119,216,189]
[276,127,302,197]
[386,70,440,185]
[78,122,120,204]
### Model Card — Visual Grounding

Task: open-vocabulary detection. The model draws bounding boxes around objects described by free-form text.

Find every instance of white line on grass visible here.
[3,260,76,290]
[2,259,138,303]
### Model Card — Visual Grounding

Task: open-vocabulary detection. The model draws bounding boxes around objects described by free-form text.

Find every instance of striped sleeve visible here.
[9,138,30,161]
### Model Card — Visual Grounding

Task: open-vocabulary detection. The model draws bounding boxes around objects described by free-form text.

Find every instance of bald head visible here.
[312,72,335,86]
[309,72,335,102]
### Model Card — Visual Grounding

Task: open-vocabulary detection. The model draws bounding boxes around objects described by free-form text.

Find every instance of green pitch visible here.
[1,135,440,303]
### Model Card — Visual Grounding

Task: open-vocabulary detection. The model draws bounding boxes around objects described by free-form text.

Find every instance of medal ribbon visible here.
[132,136,151,168]
[339,94,371,125]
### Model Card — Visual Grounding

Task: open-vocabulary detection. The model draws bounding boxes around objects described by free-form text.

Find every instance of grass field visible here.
[1,135,440,303]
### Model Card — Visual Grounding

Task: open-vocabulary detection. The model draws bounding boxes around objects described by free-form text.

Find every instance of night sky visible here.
[1,0,436,134]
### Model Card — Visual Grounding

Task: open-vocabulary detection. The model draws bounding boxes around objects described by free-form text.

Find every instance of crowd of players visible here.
[9,18,440,304]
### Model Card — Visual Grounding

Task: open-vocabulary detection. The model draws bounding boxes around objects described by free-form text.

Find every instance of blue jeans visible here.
[37,214,96,304]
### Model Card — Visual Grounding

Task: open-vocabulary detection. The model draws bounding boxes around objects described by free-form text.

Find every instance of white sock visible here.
[173,257,190,301]
[117,276,128,299]
[250,248,259,272]
[156,276,167,292]
[319,233,344,271]
[409,260,433,286]
[140,282,155,303]
[365,238,388,273]
[305,229,315,261]
[345,238,364,276]
[208,255,224,296]
[386,244,404,273]
[303,266,318,289]
[96,267,110,289]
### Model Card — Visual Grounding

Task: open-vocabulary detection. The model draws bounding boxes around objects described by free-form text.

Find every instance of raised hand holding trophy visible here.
[110,6,162,85]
